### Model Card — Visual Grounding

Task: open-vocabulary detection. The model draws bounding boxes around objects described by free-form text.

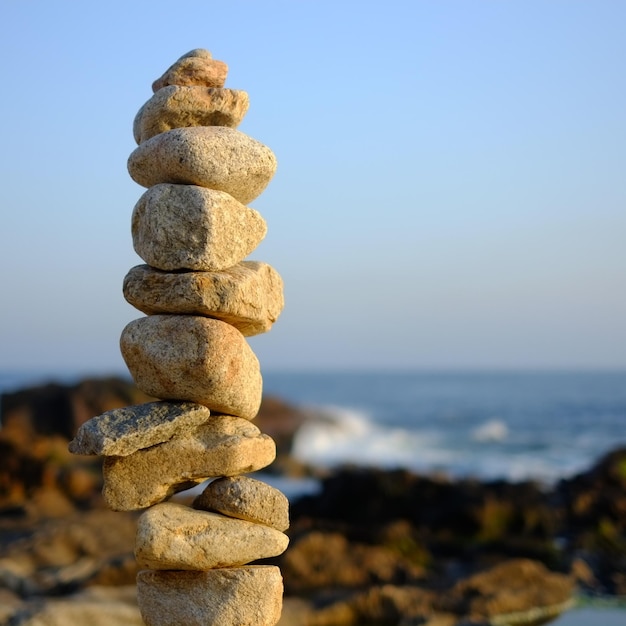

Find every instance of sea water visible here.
[1,369,625,485]
[262,370,626,484]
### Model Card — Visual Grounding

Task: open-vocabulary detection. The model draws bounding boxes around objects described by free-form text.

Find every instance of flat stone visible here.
[127,126,277,205]
[131,184,266,271]
[152,49,228,92]
[135,503,289,569]
[137,566,283,626]
[68,401,210,457]
[123,262,284,336]
[102,415,275,511]
[120,315,262,420]
[134,86,249,143]
[193,476,289,531]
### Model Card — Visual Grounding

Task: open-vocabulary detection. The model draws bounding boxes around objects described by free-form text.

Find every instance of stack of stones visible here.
[69,49,289,625]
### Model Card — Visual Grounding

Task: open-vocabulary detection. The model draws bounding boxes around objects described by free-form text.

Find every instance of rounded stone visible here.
[119,315,262,420]
[127,126,276,204]
[152,51,227,92]
[193,476,289,531]
[137,566,283,626]
[123,262,284,336]
[135,503,289,570]
[130,184,266,272]
[134,86,250,143]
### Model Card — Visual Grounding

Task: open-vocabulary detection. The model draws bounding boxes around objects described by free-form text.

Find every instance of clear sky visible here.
[1,1,624,373]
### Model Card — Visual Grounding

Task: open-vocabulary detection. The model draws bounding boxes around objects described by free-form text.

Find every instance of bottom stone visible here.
[137,566,283,626]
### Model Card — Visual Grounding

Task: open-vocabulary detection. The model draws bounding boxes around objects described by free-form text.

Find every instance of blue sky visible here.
[1,1,624,372]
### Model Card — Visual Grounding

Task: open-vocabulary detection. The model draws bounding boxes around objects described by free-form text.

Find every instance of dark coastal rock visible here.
[558,446,626,595]
[290,467,560,563]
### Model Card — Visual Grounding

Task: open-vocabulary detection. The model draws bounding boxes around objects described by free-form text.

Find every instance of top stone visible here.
[152,49,228,93]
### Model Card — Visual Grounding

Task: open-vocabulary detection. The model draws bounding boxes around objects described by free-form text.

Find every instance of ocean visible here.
[262,369,626,485]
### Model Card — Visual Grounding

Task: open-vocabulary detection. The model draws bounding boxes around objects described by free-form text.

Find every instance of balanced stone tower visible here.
[69,49,288,625]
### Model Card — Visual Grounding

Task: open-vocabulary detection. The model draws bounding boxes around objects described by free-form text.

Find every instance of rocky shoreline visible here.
[1,377,624,625]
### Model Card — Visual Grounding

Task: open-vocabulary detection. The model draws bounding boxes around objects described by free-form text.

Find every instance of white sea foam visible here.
[471,419,509,442]
[292,405,456,472]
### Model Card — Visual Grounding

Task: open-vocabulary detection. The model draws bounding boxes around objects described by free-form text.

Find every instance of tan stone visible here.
[193,476,289,531]
[135,503,289,569]
[137,566,283,626]
[123,262,284,336]
[120,315,262,419]
[68,401,210,457]
[102,415,275,511]
[152,49,228,92]
[127,126,277,204]
[131,184,266,271]
[134,86,249,143]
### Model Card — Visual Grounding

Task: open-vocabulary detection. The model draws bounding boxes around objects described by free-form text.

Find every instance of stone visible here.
[120,315,262,420]
[135,503,289,569]
[68,401,210,457]
[123,262,284,336]
[127,126,277,205]
[137,566,283,626]
[193,476,289,532]
[131,184,266,271]
[134,86,249,143]
[102,415,275,511]
[152,49,228,92]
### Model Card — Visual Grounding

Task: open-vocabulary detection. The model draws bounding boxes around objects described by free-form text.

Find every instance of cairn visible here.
[69,49,288,625]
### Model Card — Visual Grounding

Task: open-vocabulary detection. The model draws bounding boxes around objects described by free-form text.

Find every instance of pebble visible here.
[131,183,266,271]
[134,86,249,143]
[193,476,289,531]
[135,502,289,569]
[123,262,284,336]
[127,126,277,205]
[152,49,228,92]
[120,315,262,420]
[137,566,283,626]
[102,416,276,511]
[68,401,210,457]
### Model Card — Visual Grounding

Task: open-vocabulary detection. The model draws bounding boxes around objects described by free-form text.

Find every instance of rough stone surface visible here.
[68,401,210,457]
[137,566,283,626]
[152,49,228,92]
[135,503,289,569]
[194,476,289,532]
[134,86,249,143]
[127,126,277,205]
[123,262,284,336]
[102,415,275,511]
[131,184,266,271]
[120,315,262,420]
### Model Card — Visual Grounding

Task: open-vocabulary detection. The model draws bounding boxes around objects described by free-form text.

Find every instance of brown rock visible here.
[127,126,277,204]
[131,184,266,271]
[134,86,249,143]
[152,49,228,93]
[137,566,283,626]
[135,503,288,569]
[120,315,262,420]
[123,262,284,336]
[102,415,276,511]
[193,476,289,531]
[437,558,574,622]
[281,531,424,595]
[68,401,210,457]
